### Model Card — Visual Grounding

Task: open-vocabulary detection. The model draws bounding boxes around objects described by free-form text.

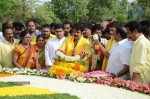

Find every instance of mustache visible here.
[74,35,78,37]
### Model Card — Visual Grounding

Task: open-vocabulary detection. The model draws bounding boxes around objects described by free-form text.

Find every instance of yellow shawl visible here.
[102,38,115,71]
[59,36,92,59]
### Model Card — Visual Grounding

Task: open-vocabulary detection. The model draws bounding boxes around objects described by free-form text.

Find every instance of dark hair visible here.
[108,21,122,28]
[2,22,8,30]
[73,23,84,32]
[36,35,44,42]
[63,21,72,27]
[50,23,57,28]
[26,20,36,26]
[103,27,110,34]
[91,24,101,34]
[116,28,127,39]
[41,24,50,29]
[125,21,143,33]
[2,26,13,35]
[20,30,30,38]
[140,20,150,28]
[84,22,92,30]
[54,24,63,30]
[19,30,30,43]
[13,22,24,31]
[36,26,41,31]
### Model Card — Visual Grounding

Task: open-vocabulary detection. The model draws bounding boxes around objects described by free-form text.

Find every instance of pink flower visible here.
[86,75,91,80]
[114,78,118,84]
[96,78,101,84]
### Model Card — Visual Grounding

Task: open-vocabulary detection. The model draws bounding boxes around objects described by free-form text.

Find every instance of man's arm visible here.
[117,65,129,77]
[111,65,129,78]
[132,72,140,81]
[99,43,110,59]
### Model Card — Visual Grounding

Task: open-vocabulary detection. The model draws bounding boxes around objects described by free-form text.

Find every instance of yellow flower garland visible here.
[0,85,56,96]
[48,61,87,77]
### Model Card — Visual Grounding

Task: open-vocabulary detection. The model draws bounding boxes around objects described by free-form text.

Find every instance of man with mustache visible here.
[41,24,55,43]
[63,21,72,37]
[0,26,19,68]
[31,24,55,44]
[125,21,150,83]
[58,23,92,66]
[26,20,36,40]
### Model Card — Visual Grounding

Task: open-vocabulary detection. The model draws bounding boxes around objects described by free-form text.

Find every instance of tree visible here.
[32,2,60,25]
[51,0,89,23]
[87,0,129,23]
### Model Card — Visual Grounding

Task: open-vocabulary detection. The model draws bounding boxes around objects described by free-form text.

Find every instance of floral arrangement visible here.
[68,71,150,94]
[48,61,87,78]
[0,67,49,77]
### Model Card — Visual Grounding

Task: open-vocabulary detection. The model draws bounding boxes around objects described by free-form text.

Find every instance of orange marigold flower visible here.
[0,73,14,77]
[73,62,81,71]
[55,70,63,77]
[53,61,58,65]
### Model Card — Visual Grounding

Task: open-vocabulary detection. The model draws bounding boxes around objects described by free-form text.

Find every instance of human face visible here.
[27,21,36,33]
[126,27,136,41]
[64,24,71,34]
[95,30,102,37]
[36,37,45,47]
[109,27,116,36]
[50,27,55,34]
[101,23,107,32]
[73,29,82,41]
[3,29,13,42]
[22,34,31,44]
[41,28,50,39]
[55,28,64,39]
[105,33,111,40]
[83,28,91,38]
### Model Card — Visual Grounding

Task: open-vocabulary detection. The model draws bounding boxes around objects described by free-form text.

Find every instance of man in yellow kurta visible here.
[126,21,150,83]
[59,24,92,60]
[31,24,55,44]
[0,26,19,68]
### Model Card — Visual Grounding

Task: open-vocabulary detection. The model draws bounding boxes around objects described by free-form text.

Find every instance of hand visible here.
[91,65,96,71]
[110,73,118,78]
[79,50,88,58]
[36,64,41,70]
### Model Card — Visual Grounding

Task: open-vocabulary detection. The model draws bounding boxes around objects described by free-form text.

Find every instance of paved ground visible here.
[0,75,149,99]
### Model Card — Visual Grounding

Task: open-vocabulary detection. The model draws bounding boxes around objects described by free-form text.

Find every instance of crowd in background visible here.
[0,19,150,84]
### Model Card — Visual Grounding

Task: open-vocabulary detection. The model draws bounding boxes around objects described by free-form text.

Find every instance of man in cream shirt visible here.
[0,26,19,68]
[45,24,65,68]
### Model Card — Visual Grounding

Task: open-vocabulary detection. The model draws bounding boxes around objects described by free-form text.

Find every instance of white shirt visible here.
[0,32,4,41]
[45,37,66,67]
[106,38,132,78]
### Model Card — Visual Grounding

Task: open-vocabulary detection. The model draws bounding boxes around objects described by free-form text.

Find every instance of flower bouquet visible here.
[48,51,88,78]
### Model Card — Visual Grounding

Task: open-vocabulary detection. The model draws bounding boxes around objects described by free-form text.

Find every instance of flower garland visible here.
[0,67,49,77]
[68,71,150,94]
[48,61,87,78]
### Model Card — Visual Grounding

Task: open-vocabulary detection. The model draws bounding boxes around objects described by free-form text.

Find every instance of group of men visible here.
[0,19,150,84]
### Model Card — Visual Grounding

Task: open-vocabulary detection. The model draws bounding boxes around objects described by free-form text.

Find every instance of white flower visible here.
[0,66,2,72]
[93,34,99,41]
[56,51,65,59]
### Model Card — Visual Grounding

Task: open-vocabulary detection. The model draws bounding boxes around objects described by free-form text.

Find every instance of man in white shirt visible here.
[99,27,132,79]
[0,32,4,41]
[45,24,65,68]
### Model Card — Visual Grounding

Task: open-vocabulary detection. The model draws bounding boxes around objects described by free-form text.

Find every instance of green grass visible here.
[0,82,22,88]
[0,94,80,99]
